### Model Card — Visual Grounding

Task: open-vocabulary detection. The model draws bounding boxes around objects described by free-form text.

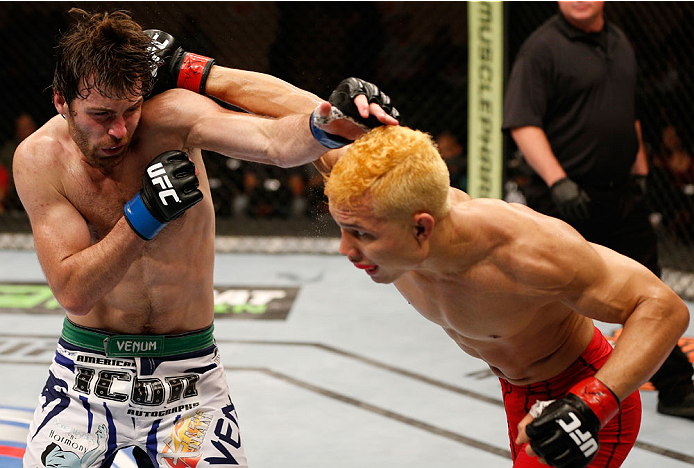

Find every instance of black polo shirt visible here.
[503,14,639,187]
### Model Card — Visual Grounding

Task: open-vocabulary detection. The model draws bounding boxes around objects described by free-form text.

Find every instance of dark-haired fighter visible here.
[16,9,398,467]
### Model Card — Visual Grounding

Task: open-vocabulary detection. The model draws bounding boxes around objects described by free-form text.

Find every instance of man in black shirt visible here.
[503,1,694,419]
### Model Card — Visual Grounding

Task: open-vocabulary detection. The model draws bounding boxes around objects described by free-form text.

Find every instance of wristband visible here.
[568,377,620,428]
[176,52,215,94]
[309,111,351,149]
[124,193,166,240]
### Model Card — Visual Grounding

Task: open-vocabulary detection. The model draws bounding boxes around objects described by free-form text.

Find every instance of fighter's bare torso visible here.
[20,91,217,334]
[393,193,596,385]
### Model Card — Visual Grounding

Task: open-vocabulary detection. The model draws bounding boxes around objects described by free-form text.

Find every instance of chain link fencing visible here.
[0,2,693,297]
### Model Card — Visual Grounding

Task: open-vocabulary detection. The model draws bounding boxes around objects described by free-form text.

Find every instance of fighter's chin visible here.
[370,276,394,284]
[368,269,398,284]
[91,144,128,167]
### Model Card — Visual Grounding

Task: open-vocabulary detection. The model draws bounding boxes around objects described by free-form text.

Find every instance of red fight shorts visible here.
[500,327,642,468]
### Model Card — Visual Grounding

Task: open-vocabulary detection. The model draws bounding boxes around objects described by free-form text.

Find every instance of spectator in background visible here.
[0,112,38,212]
[233,167,293,219]
[503,1,694,419]
[234,170,260,218]
[0,165,9,213]
[287,171,310,218]
[650,124,694,243]
[434,130,467,191]
[660,125,694,189]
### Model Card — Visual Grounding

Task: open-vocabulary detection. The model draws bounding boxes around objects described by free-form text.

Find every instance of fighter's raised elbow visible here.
[655,286,690,336]
[671,294,691,335]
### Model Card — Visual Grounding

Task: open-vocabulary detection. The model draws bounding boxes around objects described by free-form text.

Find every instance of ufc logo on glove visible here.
[124,150,202,240]
[147,162,181,205]
[558,412,598,457]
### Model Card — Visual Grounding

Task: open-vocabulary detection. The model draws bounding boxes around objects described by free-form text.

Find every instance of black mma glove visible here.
[145,29,216,96]
[310,77,400,149]
[526,377,620,468]
[328,77,400,128]
[124,151,203,240]
[549,177,592,224]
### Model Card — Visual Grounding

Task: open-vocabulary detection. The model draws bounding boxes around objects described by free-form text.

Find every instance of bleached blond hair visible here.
[325,126,451,220]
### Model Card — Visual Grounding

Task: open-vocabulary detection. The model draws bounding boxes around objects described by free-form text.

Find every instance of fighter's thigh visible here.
[23,386,116,468]
[151,399,248,468]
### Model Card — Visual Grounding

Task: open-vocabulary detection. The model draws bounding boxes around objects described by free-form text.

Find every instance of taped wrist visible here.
[124,192,167,241]
[568,377,620,428]
[173,50,215,94]
[309,110,351,149]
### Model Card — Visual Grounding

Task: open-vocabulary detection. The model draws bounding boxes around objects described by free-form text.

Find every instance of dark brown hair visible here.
[53,8,155,103]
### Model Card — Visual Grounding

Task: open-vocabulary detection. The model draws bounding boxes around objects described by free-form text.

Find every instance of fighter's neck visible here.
[415,211,475,278]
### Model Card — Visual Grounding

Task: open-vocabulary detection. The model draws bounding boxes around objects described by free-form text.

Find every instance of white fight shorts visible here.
[23,318,247,468]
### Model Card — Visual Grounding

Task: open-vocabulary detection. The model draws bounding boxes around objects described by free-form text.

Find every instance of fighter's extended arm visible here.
[13,134,147,315]
[145,29,400,124]
[154,77,399,169]
[156,90,335,168]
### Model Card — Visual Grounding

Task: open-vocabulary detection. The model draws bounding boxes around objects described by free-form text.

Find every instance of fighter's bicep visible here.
[14,149,91,277]
[32,192,93,278]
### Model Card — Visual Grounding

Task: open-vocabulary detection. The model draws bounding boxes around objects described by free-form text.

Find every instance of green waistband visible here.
[61,318,215,357]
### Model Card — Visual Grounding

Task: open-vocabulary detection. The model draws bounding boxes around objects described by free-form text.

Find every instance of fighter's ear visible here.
[53,91,68,117]
[413,213,435,244]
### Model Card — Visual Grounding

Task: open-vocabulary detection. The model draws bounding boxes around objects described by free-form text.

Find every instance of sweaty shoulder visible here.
[13,117,75,212]
[14,117,70,176]
[140,88,218,129]
[457,199,594,288]
[464,199,579,244]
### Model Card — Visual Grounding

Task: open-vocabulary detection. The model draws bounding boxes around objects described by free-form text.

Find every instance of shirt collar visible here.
[555,13,609,51]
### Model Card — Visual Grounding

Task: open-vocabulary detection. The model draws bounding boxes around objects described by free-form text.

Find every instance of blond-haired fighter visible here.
[325,126,689,468]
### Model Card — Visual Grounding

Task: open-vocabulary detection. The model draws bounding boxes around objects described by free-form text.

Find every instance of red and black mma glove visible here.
[525,377,620,468]
[124,151,203,240]
[309,77,401,149]
[144,29,216,97]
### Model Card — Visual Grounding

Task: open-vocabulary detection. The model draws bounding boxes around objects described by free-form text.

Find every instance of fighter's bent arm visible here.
[13,135,146,315]
[572,243,689,400]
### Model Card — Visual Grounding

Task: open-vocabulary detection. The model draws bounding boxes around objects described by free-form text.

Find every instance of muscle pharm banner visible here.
[467,1,504,199]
